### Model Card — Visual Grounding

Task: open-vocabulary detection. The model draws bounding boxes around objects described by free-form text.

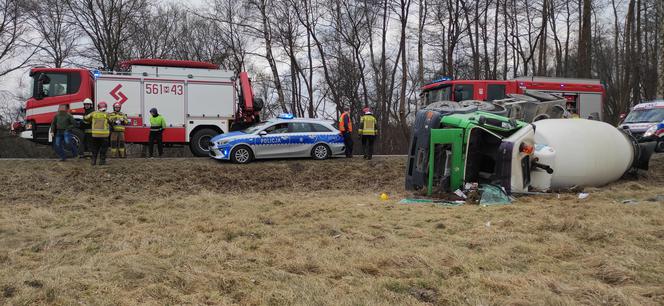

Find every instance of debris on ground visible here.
[479,184,512,206]
[646,195,664,202]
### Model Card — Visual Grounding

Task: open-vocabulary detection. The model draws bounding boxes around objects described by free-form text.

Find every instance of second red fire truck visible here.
[16,59,263,156]
[420,76,606,120]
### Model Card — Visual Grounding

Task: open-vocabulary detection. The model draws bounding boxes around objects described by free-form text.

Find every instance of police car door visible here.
[287,122,315,157]
[255,123,291,158]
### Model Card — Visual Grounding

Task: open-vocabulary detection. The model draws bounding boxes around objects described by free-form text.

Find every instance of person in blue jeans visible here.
[50,104,79,161]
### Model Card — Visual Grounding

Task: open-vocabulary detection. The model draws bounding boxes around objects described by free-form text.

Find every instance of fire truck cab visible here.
[420,76,606,120]
[19,59,262,156]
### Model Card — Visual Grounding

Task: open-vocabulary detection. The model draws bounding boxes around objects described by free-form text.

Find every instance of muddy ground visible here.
[0,155,663,305]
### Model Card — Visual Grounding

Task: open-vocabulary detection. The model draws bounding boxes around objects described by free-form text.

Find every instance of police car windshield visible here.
[625,108,664,123]
[242,122,270,134]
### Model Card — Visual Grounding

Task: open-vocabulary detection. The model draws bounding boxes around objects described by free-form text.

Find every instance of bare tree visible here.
[658,0,664,98]
[576,0,592,78]
[66,0,148,70]
[24,0,78,67]
[129,4,180,60]
[0,0,35,76]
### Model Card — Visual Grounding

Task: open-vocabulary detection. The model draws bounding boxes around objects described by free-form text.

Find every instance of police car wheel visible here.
[657,140,664,153]
[312,144,330,160]
[231,146,253,164]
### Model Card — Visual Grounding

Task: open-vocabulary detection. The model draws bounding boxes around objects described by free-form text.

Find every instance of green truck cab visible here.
[407,110,536,196]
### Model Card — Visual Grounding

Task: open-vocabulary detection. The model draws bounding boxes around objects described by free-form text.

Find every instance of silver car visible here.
[209,116,346,163]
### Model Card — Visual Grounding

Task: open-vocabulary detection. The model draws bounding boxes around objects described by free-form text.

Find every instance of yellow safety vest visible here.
[108,112,128,132]
[359,115,377,136]
[84,111,110,138]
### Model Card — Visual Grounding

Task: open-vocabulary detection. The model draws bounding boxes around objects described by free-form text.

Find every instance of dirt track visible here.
[1,155,664,305]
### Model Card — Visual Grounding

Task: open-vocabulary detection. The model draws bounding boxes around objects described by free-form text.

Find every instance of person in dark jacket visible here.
[147,107,167,158]
[50,104,78,161]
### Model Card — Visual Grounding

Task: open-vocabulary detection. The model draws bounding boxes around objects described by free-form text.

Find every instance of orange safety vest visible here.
[339,112,353,133]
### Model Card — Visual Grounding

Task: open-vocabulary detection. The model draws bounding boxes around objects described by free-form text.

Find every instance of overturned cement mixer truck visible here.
[405,91,656,196]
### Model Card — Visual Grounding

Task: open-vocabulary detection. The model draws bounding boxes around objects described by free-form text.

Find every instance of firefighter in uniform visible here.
[108,102,129,158]
[339,106,353,158]
[80,98,94,157]
[148,107,167,158]
[359,107,378,160]
[84,102,111,165]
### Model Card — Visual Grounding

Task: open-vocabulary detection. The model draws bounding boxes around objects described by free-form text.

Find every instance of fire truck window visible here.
[41,73,68,97]
[68,73,81,94]
[487,84,506,101]
[454,84,473,102]
[424,85,452,104]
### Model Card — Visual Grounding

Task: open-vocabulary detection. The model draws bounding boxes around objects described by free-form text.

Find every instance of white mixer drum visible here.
[533,119,635,188]
[531,144,556,191]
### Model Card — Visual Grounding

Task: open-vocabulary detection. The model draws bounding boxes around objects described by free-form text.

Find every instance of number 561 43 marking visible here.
[146,83,183,95]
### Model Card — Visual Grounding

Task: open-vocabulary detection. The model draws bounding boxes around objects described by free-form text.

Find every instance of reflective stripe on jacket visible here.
[359,114,377,136]
[339,112,352,133]
[109,112,128,132]
[84,111,110,138]
[149,115,167,131]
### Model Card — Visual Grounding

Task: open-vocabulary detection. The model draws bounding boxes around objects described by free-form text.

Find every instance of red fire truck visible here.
[15,59,263,156]
[420,76,606,120]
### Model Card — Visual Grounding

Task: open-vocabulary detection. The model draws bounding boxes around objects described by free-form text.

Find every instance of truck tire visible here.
[189,128,218,157]
[231,145,254,164]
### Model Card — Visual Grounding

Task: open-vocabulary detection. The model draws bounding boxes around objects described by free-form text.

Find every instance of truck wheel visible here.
[231,145,253,164]
[189,128,218,157]
[311,144,331,160]
[657,140,664,153]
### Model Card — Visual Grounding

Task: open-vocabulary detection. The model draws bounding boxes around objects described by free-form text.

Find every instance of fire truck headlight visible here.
[643,125,657,138]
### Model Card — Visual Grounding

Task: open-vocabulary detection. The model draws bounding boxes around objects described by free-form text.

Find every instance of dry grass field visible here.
[1,155,663,305]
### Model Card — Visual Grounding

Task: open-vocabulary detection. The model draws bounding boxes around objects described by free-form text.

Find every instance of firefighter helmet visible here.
[363,107,372,115]
[113,102,122,111]
[98,102,108,111]
[83,98,93,105]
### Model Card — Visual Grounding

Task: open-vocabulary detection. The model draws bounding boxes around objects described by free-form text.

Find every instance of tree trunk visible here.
[577,0,592,78]
[417,0,427,87]
[537,0,548,75]
[658,0,664,98]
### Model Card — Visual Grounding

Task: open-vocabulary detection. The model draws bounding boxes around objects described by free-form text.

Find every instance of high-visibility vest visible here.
[339,112,352,133]
[108,112,128,132]
[84,111,110,138]
[149,115,167,131]
[359,114,377,136]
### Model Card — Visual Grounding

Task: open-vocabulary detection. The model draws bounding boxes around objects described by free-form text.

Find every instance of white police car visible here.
[621,100,664,139]
[209,114,346,163]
